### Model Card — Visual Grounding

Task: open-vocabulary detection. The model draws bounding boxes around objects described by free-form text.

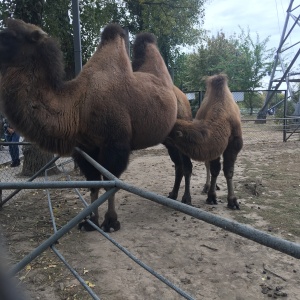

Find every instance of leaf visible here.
[85,281,95,288]
[26,265,32,271]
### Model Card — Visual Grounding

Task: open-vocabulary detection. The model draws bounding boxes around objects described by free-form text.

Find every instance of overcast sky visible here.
[203,0,288,51]
[201,0,299,88]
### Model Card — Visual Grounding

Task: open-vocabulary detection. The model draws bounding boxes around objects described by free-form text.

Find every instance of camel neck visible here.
[0,68,80,155]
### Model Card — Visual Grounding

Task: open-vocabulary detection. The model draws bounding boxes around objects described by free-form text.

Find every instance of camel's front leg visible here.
[100,194,120,232]
[181,154,192,204]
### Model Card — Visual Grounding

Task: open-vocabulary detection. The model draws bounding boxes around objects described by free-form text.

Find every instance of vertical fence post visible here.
[283,89,287,142]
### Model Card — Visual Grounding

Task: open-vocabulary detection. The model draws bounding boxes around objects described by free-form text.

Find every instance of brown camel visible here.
[131,32,193,204]
[167,74,243,209]
[0,19,178,231]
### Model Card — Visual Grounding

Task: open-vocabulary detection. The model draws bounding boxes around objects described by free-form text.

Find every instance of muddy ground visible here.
[0,140,300,300]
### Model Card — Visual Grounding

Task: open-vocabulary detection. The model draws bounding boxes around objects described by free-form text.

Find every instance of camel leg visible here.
[166,145,183,200]
[166,145,192,204]
[223,137,243,210]
[73,148,103,231]
[100,143,130,232]
[202,161,220,194]
[206,157,221,205]
[202,161,211,194]
[180,154,192,204]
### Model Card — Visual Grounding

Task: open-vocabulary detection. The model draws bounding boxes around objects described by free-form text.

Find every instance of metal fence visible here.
[0,147,299,300]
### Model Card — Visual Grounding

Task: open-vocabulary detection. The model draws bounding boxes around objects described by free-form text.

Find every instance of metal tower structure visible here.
[258,0,300,118]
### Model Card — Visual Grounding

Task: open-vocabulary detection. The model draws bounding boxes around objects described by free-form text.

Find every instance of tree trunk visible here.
[21,143,60,177]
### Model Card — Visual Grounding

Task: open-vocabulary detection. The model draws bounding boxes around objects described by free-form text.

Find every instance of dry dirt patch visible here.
[0,142,300,300]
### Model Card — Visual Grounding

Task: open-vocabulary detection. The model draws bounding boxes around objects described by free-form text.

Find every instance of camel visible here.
[0,19,178,232]
[131,32,193,204]
[167,74,243,209]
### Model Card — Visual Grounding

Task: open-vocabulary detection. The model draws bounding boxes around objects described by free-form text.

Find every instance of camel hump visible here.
[132,32,157,59]
[206,74,228,90]
[134,32,157,47]
[100,23,126,45]
[5,18,46,36]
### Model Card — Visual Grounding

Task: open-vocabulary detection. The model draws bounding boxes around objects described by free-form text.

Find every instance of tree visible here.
[182,28,274,98]
[118,0,206,69]
[181,28,275,115]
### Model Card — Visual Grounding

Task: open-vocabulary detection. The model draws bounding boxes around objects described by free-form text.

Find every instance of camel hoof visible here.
[168,192,178,200]
[100,219,121,232]
[227,197,240,210]
[202,184,209,194]
[181,195,192,205]
[206,198,218,205]
[227,203,240,210]
[78,215,99,231]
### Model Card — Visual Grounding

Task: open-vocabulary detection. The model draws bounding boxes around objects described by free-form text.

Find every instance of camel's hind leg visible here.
[202,161,220,194]
[206,157,221,205]
[223,137,243,210]
[166,145,193,204]
[202,161,211,193]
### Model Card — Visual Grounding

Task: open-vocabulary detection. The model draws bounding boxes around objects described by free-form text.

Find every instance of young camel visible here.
[167,74,243,209]
[0,19,178,232]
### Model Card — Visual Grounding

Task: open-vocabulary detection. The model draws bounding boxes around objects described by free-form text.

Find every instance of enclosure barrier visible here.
[0,147,300,300]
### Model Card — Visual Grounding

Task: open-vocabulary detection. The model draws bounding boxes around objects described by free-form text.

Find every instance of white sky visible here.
[203,0,288,51]
[201,0,299,88]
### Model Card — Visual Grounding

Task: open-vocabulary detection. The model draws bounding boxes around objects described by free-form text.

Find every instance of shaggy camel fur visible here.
[0,19,178,231]
[168,74,243,209]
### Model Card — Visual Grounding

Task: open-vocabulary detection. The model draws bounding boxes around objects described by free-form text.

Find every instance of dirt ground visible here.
[0,140,300,300]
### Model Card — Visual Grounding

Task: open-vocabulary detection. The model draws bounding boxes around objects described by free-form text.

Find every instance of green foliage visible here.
[240,92,265,115]
[182,28,274,93]
[1,0,206,79]
[118,0,206,67]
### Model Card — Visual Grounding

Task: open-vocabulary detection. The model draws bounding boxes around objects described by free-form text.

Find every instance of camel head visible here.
[0,18,48,68]
[0,18,65,88]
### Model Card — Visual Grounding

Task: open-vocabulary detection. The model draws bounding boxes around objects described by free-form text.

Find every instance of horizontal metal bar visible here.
[1,156,61,207]
[10,187,119,275]
[0,142,31,146]
[0,181,116,190]
[114,179,300,259]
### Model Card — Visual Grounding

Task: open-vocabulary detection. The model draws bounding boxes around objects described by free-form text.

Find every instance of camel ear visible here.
[175,131,183,138]
[30,30,46,42]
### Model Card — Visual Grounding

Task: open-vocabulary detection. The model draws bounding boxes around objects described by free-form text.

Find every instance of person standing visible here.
[3,119,20,167]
